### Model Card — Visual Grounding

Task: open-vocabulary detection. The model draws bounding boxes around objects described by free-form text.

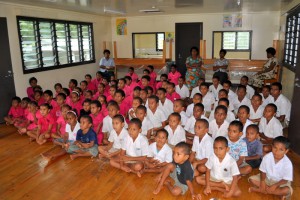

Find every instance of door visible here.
[175,22,202,76]
[0,18,16,123]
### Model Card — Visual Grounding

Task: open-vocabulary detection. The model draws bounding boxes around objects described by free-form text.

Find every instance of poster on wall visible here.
[116,18,127,35]
[223,14,242,28]
[165,32,175,42]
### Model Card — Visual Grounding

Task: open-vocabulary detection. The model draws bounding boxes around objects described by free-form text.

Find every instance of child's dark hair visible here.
[200,82,209,89]
[136,105,147,113]
[199,77,205,82]
[80,80,88,86]
[115,89,125,98]
[266,47,276,56]
[145,86,154,94]
[40,103,52,110]
[271,82,282,91]
[196,118,209,129]
[62,104,72,111]
[133,97,143,105]
[215,105,228,114]
[85,90,93,97]
[110,85,117,90]
[273,136,290,149]
[179,76,185,81]
[28,101,38,107]
[57,93,67,100]
[174,99,185,107]
[157,87,167,94]
[229,120,243,132]
[252,94,263,101]
[71,91,80,97]
[124,76,132,82]
[33,85,43,91]
[43,90,53,97]
[246,124,259,134]
[34,90,43,96]
[170,64,177,69]
[194,103,205,111]
[193,93,203,99]
[103,49,110,54]
[168,82,175,88]
[160,74,168,79]
[134,86,141,91]
[175,142,190,155]
[156,128,168,138]
[54,83,62,89]
[212,76,220,81]
[262,85,271,91]
[190,46,199,54]
[62,88,70,96]
[148,95,159,103]
[237,84,247,92]
[91,100,102,109]
[223,80,232,87]
[238,105,250,114]
[241,75,249,82]
[141,75,150,82]
[107,100,120,110]
[219,89,228,96]
[147,65,154,70]
[118,78,126,84]
[82,98,92,105]
[22,97,31,103]
[29,77,37,84]
[129,67,134,71]
[12,96,21,103]
[214,136,228,147]
[218,98,229,106]
[113,114,125,123]
[70,79,78,87]
[130,118,142,128]
[266,103,277,113]
[169,112,181,121]
[75,87,82,94]
[143,69,150,74]
[85,74,92,79]
[220,49,227,55]
[140,88,148,94]
[80,115,93,124]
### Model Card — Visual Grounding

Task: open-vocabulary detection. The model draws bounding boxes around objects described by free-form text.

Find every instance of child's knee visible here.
[197,165,207,173]
[171,187,182,196]
[195,176,205,185]
[133,162,144,171]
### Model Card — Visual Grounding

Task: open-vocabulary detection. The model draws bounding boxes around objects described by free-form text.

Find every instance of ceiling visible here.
[0,0,295,16]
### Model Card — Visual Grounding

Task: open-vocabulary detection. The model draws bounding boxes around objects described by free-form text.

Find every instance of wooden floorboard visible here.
[0,124,299,200]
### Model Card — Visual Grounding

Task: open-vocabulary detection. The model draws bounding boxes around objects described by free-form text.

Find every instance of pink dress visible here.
[166,92,181,103]
[156,82,163,90]
[38,114,56,134]
[126,72,139,82]
[90,113,104,144]
[101,105,108,117]
[27,87,34,100]
[91,78,102,89]
[69,101,83,116]
[56,116,67,135]
[87,82,96,93]
[8,106,24,119]
[149,72,157,87]
[168,71,182,85]
[119,101,129,116]
[26,112,38,130]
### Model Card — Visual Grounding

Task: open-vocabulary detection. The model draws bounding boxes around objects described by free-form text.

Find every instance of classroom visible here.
[0,0,299,199]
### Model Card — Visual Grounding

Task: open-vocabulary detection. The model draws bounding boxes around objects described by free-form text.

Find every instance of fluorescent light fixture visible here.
[104,7,126,15]
[139,8,164,13]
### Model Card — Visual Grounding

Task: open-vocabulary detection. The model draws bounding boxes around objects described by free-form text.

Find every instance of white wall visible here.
[0,2,112,97]
[111,12,280,60]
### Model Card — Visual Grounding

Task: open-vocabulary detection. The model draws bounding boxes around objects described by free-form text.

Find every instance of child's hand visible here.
[192,194,201,200]
[266,184,277,193]
[204,186,211,195]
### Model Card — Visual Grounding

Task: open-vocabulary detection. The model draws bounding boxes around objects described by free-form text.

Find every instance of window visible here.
[156,33,165,51]
[17,16,95,74]
[284,6,300,70]
[222,31,251,50]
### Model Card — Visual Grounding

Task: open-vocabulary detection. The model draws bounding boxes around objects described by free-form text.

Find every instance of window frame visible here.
[283,5,300,72]
[17,16,95,74]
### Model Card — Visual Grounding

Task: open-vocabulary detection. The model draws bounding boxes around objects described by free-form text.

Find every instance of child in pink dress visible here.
[114,89,129,116]
[52,105,72,140]
[85,74,97,93]
[69,91,83,115]
[93,83,106,100]
[126,67,139,83]
[107,85,117,102]
[4,96,24,125]
[168,64,182,85]
[90,100,104,144]
[18,101,40,135]
[91,71,103,89]
[166,82,181,103]
[156,74,168,90]
[27,77,38,100]
[98,95,108,117]
[43,90,59,120]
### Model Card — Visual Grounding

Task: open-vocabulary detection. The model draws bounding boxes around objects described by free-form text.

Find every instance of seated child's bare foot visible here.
[163,179,172,186]
[120,166,131,173]
[153,183,164,195]
[137,171,142,178]
[222,182,230,191]
[70,154,78,160]
[154,173,163,183]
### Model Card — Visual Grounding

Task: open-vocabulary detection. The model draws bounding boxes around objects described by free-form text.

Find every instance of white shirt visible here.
[159,99,173,117]
[99,57,115,73]
[176,84,190,99]
[260,152,293,182]
[209,119,230,139]
[190,87,201,98]
[128,108,136,120]
[209,84,223,100]
[141,117,154,136]
[269,94,291,122]
[148,143,173,163]
[202,92,215,112]
[192,133,213,160]
[180,111,188,127]
[165,125,186,146]
[147,107,167,128]
[185,115,208,134]
[186,103,194,118]
[122,134,149,157]
[108,128,129,149]
[238,119,253,138]
[246,85,255,99]
[250,105,264,121]
[259,117,283,138]
[102,116,128,135]
[232,96,251,114]
[205,153,240,184]
[65,122,80,141]
[209,109,235,123]
[260,93,273,107]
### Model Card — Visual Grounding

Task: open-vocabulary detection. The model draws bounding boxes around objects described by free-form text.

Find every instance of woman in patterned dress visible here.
[185,46,204,90]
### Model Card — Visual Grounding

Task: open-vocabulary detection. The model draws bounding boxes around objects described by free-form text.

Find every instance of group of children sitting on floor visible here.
[4,64,293,199]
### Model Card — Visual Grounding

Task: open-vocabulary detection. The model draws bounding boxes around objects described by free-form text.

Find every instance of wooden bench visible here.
[264,65,281,85]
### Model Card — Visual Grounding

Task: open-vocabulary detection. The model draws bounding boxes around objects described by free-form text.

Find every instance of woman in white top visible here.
[249,47,278,88]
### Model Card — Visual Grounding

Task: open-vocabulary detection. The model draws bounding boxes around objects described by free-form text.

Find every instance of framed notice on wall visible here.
[116,18,127,35]
[223,14,242,28]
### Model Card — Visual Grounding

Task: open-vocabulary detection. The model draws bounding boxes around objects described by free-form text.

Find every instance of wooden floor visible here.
[0,124,299,200]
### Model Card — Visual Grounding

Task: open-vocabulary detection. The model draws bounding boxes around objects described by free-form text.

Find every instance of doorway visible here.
[175,22,203,76]
[0,18,16,123]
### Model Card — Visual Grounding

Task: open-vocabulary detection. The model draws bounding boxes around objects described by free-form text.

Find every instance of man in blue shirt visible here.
[99,49,115,81]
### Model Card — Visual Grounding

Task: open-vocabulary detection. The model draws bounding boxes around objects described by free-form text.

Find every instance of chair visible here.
[264,65,281,85]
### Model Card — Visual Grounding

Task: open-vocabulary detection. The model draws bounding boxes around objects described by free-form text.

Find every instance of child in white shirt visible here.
[260,85,272,107]
[190,119,213,177]
[237,105,253,138]
[196,136,241,198]
[223,80,237,103]
[173,99,188,127]
[128,97,143,120]
[249,94,264,124]
[209,105,229,139]
[209,76,223,99]
[232,85,251,114]
[239,76,255,99]
[165,113,186,147]
[98,114,128,158]
[157,88,173,117]
[135,105,153,139]
[200,82,215,113]
[209,98,235,123]
[259,103,283,154]
[143,129,173,173]
[175,76,190,100]
[186,93,202,117]
[147,95,167,132]
[102,101,120,145]
[249,136,293,199]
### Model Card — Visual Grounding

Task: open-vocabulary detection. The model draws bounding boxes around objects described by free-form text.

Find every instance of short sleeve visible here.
[205,156,213,170]
[230,161,240,176]
[8,107,13,116]
[76,130,82,141]
[273,121,283,137]
[108,131,115,143]
[191,137,197,152]
[240,140,248,157]
[165,148,173,163]
[256,141,263,157]
[102,118,109,132]
[110,59,115,66]
[205,140,213,158]
[283,161,293,181]
[99,58,104,66]
[259,155,267,173]
[183,163,194,182]
[141,138,149,156]
[160,110,167,122]
[88,129,97,142]
[258,119,264,133]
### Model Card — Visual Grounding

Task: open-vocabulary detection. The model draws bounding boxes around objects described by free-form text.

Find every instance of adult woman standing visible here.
[185,46,204,90]
[249,47,278,89]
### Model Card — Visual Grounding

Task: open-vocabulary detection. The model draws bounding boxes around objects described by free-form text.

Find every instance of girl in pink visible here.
[14,97,31,128]
[34,90,45,106]
[126,67,139,83]
[114,89,129,116]
[90,100,104,144]
[27,77,38,100]
[69,91,83,115]
[85,74,97,93]
[107,85,117,102]
[166,82,181,103]
[102,77,110,94]
[54,93,66,118]
[52,105,71,140]
[4,96,24,125]
[74,87,85,104]
[91,72,103,89]
[27,103,56,145]
[98,95,108,117]
[147,65,157,87]
[18,101,39,135]
[156,74,168,90]
[168,64,182,85]
[54,83,63,98]
[43,90,59,119]
[93,83,106,100]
